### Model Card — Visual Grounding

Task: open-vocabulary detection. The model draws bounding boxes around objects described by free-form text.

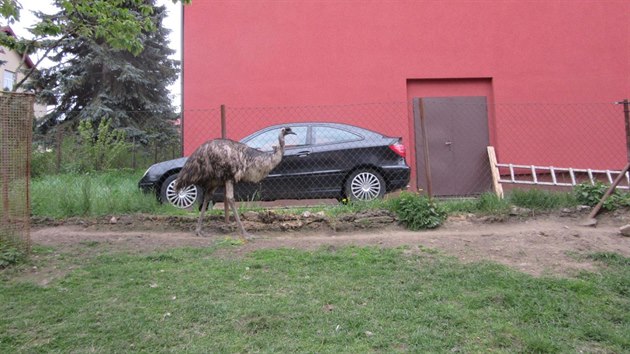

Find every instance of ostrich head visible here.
[281,127,296,137]
[277,127,296,148]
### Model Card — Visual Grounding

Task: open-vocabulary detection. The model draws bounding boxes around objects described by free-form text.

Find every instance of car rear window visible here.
[313,126,361,145]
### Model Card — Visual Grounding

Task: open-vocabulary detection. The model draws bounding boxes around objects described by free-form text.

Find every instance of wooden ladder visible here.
[486,146,630,198]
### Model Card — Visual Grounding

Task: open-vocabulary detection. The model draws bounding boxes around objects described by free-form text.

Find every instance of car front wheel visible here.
[160,174,203,209]
[345,169,385,201]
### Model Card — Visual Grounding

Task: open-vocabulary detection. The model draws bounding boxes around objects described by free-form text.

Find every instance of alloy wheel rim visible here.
[350,172,381,200]
[165,180,198,208]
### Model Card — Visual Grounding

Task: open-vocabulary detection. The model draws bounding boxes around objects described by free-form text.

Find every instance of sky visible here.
[10,0,184,107]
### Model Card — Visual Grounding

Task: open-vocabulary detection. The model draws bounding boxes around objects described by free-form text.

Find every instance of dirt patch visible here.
[29,210,630,277]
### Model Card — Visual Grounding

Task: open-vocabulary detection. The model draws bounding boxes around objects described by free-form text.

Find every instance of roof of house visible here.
[0,25,35,69]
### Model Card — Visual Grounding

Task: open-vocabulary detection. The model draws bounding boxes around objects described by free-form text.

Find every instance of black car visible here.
[139,122,410,208]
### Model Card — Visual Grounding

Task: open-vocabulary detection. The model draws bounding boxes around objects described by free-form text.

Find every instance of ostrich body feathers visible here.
[175,139,284,191]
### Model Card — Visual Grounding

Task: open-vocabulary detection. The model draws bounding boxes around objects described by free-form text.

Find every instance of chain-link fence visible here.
[494,102,627,191]
[141,99,625,207]
[31,99,629,208]
[0,92,33,253]
[149,103,412,207]
[408,99,627,197]
[495,102,625,169]
[33,127,182,175]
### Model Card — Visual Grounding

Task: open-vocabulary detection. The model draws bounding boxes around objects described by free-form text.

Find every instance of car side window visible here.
[313,126,361,145]
[246,126,308,151]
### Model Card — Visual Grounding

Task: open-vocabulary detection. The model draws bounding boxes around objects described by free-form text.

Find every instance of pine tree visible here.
[32,1,179,139]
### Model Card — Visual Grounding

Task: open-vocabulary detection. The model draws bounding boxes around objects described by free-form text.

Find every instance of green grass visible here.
[1,245,628,353]
[508,188,578,211]
[30,170,397,219]
[31,171,585,219]
[442,190,579,215]
[441,192,511,215]
[31,169,181,218]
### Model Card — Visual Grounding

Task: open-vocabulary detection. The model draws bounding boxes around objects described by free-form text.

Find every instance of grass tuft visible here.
[509,188,577,211]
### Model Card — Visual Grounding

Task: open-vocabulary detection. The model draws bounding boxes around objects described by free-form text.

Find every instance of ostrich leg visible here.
[195,187,216,237]
[225,180,253,240]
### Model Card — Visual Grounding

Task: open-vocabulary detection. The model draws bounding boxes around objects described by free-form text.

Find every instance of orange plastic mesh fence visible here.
[0,92,33,253]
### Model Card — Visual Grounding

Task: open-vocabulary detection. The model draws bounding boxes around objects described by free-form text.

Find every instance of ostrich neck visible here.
[268,134,286,169]
[271,133,286,165]
[280,133,286,146]
[240,134,286,183]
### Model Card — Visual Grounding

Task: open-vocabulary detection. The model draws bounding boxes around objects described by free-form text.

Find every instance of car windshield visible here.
[245,126,308,151]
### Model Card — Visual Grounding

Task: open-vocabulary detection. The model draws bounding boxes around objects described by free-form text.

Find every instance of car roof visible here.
[242,122,386,140]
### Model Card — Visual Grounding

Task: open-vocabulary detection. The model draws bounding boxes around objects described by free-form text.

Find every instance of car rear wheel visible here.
[345,169,385,201]
[160,174,203,209]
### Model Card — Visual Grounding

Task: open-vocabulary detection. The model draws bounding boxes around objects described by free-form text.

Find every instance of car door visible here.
[304,125,364,194]
[243,125,311,200]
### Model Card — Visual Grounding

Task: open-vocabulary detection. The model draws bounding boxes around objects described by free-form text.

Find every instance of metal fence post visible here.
[584,99,630,224]
[413,98,433,198]
[221,104,229,222]
[55,127,63,173]
[131,136,137,169]
[623,99,630,162]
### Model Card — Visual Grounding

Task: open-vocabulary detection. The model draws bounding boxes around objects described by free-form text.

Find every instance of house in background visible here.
[0,26,46,118]
[182,1,630,194]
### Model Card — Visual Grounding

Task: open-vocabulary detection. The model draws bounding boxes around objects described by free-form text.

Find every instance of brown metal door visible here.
[414,97,491,196]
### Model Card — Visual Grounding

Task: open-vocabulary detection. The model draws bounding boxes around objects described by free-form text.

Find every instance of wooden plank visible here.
[487,146,504,199]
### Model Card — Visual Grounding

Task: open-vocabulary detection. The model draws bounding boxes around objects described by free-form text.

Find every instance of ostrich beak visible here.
[284,127,297,135]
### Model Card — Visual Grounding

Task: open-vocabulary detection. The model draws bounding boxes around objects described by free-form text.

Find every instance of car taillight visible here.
[389,141,406,158]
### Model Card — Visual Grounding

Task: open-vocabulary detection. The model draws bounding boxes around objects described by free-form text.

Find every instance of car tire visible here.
[344,169,385,201]
[160,174,203,209]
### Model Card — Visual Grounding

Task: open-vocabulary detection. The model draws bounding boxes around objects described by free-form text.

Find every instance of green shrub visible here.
[574,182,608,207]
[574,182,630,211]
[77,118,130,172]
[389,192,447,230]
[31,148,57,178]
[0,240,26,268]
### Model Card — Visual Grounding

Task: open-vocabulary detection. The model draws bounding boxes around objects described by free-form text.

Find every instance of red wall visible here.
[183,1,630,170]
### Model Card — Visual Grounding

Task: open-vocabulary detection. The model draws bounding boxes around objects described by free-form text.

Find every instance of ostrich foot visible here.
[239,232,256,242]
[195,228,209,237]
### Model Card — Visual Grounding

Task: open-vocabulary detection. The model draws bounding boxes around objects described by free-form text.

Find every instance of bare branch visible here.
[12,33,69,91]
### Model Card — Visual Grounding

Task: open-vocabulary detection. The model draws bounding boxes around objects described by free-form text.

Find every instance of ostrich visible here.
[174,127,296,238]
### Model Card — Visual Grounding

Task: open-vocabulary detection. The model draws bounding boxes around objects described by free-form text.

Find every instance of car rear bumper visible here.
[381,165,411,191]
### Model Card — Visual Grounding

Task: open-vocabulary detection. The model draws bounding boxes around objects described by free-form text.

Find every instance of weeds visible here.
[388,192,447,230]
[0,240,26,269]
[574,182,630,211]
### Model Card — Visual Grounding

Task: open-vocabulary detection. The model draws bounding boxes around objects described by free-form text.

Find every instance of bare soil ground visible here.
[28,210,630,279]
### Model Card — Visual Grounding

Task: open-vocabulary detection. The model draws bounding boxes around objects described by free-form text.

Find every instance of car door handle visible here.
[297,150,311,157]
